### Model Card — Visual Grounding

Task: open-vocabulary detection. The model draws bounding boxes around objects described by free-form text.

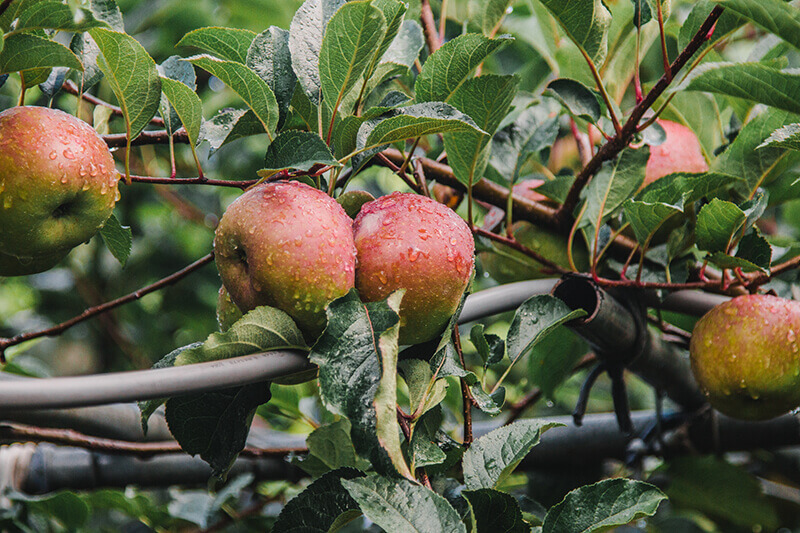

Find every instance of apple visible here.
[216,285,243,332]
[479,180,587,282]
[214,181,356,337]
[353,192,474,345]
[690,294,800,420]
[0,106,120,276]
[644,119,708,186]
[336,189,375,219]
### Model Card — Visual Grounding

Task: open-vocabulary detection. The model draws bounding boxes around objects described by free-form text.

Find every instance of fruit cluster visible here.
[214,183,475,344]
[0,106,120,276]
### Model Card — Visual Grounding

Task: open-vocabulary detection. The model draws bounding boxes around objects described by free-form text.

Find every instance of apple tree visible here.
[2,0,800,530]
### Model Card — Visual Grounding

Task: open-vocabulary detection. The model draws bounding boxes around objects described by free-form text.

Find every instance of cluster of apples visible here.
[214,183,475,345]
[0,106,120,276]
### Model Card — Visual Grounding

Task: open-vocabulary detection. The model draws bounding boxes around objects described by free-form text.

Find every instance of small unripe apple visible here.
[214,181,356,337]
[353,192,474,345]
[690,294,800,420]
[644,119,708,186]
[480,180,587,282]
[0,106,120,275]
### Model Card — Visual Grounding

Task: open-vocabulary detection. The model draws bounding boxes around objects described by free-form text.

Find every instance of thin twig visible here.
[0,253,215,361]
[473,226,567,274]
[104,129,189,148]
[453,326,473,448]
[128,174,257,189]
[420,0,441,54]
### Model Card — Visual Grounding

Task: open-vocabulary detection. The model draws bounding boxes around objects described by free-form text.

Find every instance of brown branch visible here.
[128,174,257,189]
[453,326,473,448]
[0,423,306,458]
[746,254,800,291]
[63,80,165,127]
[104,129,189,148]
[554,6,725,229]
[0,253,215,361]
[420,0,441,54]
[474,226,567,274]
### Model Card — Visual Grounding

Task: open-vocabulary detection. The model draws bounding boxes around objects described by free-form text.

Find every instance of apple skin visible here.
[690,294,800,421]
[0,106,119,273]
[480,180,587,282]
[644,119,708,186]
[214,181,356,337]
[353,192,474,345]
[216,285,243,332]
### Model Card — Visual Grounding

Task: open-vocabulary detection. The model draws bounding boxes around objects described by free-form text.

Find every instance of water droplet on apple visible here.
[407,248,420,262]
[378,271,388,285]
[49,151,58,160]
[63,148,75,160]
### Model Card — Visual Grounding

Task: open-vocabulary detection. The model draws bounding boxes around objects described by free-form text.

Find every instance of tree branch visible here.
[104,129,189,148]
[0,253,215,361]
[420,0,441,54]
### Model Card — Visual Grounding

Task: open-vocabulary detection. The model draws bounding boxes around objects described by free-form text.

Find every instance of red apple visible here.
[353,192,474,344]
[690,294,800,420]
[644,119,708,186]
[214,181,356,337]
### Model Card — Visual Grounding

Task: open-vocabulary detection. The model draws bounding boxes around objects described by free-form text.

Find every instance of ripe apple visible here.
[479,180,587,283]
[690,294,800,420]
[353,192,474,345]
[644,119,708,186]
[214,181,356,337]
[216,285,243,332]
[0,106,120,275]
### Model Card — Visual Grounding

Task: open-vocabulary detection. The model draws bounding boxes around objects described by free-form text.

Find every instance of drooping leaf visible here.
[463,419,562,490]
[470,323,505,368]
[578,147,649,228]
[165,383,270,478]
[99,213,132,267]
[306,419,370,473]
[319,0,386,115]
[290,0,348,104]
[88,28,161,141]
[414,33,513,103]
[201,108,266,156]
[623,199,683,246]
[246,26,296,123]
[177,27,257,63]
[462,489,528,533]
[187,55,279,141]
[695,198,746,254]
[38,67,68,100]
[538,0,612,66]
[343,475,467,533]
[310,290,411,478]
[260,130,339,174]
[381,20,424,68]
[716,0,800,52]
[0,33,82,74]
[488,104,559,183]
[159,77,202,147]
[546,78,601,123]
[362,0,407,80]
[398,359,448,417]
[682,62,800,116]
[273,468,365,532]
[528,326,589,399]
[444,74,518,187]
[13,1,109,33]
[542,479,667,533]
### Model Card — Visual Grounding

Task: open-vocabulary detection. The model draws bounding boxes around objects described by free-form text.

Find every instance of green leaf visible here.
[8,491,90,530]
[89,27,161,141]
[320,1,386,114]
[716,0,800,52]
[363,0,407,77]
[408,407,448,469]
[470,323,505,368]
[637,171,741,208]
[695,198,746,253]
[201,108,265,156]
[273,468,365,532]
[682,62,800,116]
[138,343,202,431]
[736,230,772,270]
[538,0,612,66]
[342,475,467,533]
[663,456,780,531]
[290,0,348,104]
[98,213,132,267]
[175,306,308,367]
[578,147,649,229]
[506,295,587,379]
[714,108,800,195]
[310,290,411,478]
[462,489,528,533]
[158,55,196,137]
[546,78,601,123]
[528,326,588,399]
[414,33,513,103]
[246,26,296,124]
[678,1,745,53]
[13,1,109,33]
[474,0,515,35]
[70,0,126,90]
[382,20,424,68]
[165,383,270,478]
[177,27,257,63]
[543,479,667,533]
[187,54,279,141]
[463,419,562,490]
[488,105,559,183]
[444,74,518,187]
[0,33,82,74]
[351,102,484,170]
[398,359,448,416]
[758,122,800,150]
[306,419,370,473]
[623,199,683,246]
[260,130,339,174]
[160,77,202,147]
